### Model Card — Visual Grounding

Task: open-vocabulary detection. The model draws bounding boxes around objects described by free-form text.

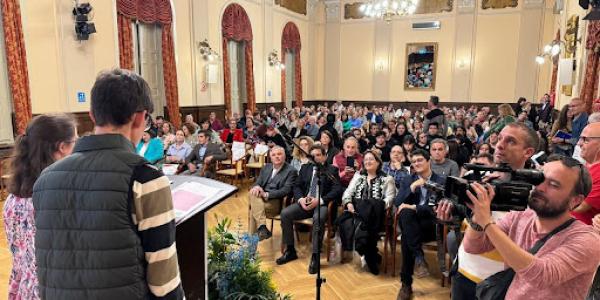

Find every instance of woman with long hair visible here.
[483,103,516,141]
[341,151,396,275]
[182,123,198,147]
[291,136,315,171]
[318,130,340,165]
[4,114,78,300]
[549,104,574,156]
[159,121,175,150]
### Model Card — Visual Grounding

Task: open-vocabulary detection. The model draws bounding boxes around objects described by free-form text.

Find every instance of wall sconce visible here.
[535,39,564,64]
[456,58,470,69]
[268,50,285,70]
[374,59,386,72]
[198,39,219,62]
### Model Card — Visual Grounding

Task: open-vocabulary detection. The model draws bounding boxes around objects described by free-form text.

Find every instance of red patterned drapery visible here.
[116,0,181,128]
[1,0,31,135]
[117,14,134,70]
[580,20,600,113]
[549,30,560,107]
[281,22,303,108]
[222,3,255,115]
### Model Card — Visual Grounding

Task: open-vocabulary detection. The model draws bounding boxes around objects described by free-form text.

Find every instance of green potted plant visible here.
[208,216,291,300]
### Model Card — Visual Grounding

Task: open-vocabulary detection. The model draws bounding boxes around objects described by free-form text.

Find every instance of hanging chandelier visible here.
[359,0,419,23]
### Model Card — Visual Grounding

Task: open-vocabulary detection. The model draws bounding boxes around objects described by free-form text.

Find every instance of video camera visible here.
[425,163,545,211]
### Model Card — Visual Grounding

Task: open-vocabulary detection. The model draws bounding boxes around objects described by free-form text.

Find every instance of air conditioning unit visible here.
[412,21,441,30]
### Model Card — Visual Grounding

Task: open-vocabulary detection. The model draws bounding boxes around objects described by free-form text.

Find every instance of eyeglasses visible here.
[579,136,600,144]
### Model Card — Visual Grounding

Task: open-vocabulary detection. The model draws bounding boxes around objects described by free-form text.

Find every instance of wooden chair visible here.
[245,152,267,181]
[390,209,450,285]
[216,158,245,187]
[292,201,337,261]
[0,157,11,199]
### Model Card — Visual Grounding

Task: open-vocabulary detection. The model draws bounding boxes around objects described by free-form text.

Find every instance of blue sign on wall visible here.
[77,92,86,103]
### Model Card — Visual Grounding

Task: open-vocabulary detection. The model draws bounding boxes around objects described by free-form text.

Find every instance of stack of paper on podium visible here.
[172,179,225,224]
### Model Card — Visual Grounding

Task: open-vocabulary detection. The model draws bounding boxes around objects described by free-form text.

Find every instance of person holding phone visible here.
[333,137,364,188]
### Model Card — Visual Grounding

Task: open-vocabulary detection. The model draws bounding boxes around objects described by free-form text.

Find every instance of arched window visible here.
[281,22,302,108]
[116,0,181,127]
[222,4,255,115]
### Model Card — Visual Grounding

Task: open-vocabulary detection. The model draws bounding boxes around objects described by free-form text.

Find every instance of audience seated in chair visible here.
[184,130,226,178]
[136,130,164,164]
[395,149,444,300]
[221,118,244,144]
[249,146,298,240]
[339,150,396,275]
[277,145,342,274]
[165,129,192,164]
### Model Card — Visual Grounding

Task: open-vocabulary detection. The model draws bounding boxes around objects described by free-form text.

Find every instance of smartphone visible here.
[346,156,355,169]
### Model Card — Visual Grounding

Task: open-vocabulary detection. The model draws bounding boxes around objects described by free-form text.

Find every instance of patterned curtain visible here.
[116,0,181,128]
[281,22,302,107]
[549,30,559,107]
[117,14,134,70]
[580,21,600,113]
[1,0,31,135]
[222,3,255,115]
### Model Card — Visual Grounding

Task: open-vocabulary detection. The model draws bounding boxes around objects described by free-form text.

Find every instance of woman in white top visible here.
[341,150,396,275]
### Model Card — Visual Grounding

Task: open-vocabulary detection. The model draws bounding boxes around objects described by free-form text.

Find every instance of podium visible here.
[170,175,238,300]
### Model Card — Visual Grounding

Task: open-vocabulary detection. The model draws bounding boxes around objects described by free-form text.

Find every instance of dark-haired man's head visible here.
[411,149,431,176]
[494,122,538,170]
[428,122,439,136]
[428,95,440,109]
[90,69,153,144]
[530,155,591,219]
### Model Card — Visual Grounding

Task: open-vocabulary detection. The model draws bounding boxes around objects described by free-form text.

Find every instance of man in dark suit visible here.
[538,94,553,127]
[276,145,342,274]
[249,146,298,240]
[395,149,445,300]
[184,130,227,178]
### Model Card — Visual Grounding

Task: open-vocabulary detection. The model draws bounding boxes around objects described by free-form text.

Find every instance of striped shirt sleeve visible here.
[132,164,184,300]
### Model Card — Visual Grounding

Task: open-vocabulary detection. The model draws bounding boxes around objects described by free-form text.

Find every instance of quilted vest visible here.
[33,134,148,299]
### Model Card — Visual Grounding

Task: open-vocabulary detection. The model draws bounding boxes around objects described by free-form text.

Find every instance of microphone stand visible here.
[283,132,337,300]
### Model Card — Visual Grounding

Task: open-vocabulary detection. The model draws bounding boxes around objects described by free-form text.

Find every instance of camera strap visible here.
[528,218,576,255]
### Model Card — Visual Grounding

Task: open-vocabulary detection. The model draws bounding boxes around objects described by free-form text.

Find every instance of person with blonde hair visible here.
[483,103,516,141]
[290,136,314,171]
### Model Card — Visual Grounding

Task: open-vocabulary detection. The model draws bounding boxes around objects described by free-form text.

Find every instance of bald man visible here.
[572,123,600,225]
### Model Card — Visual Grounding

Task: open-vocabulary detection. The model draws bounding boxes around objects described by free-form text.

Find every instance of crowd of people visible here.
[3,68,600,300]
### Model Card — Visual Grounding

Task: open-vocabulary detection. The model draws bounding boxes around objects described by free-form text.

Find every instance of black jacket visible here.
[394,172,445,217]
[293,163,342,205]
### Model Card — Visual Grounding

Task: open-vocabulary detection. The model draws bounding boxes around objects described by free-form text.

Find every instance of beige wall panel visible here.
[338,22,374,100]
[471,13,520,103]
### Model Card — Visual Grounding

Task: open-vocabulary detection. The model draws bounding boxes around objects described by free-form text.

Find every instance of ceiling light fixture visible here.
[359,0,419,24]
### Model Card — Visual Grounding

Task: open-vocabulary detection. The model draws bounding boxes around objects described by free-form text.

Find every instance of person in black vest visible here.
[32,69,184,299]
[276,145,342,274]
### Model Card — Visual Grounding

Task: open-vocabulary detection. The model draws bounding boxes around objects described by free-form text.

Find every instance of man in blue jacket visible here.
[394,149,445,300]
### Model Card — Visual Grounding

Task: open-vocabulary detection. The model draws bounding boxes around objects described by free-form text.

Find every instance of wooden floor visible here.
[0,182,451,300]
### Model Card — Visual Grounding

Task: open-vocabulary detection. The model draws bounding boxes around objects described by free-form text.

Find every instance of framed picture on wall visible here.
[405,42,438,91]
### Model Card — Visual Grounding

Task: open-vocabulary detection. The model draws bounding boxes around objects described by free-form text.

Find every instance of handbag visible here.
[475,218,576,300]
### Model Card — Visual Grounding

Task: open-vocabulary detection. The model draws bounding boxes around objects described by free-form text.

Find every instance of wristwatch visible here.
[467,217,484,232]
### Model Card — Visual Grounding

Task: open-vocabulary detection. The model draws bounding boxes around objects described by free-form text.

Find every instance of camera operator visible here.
[436,122,539,300]
[461,155,599,299]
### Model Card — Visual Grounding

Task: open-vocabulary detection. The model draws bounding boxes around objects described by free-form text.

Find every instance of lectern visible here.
[170,175,238,300]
